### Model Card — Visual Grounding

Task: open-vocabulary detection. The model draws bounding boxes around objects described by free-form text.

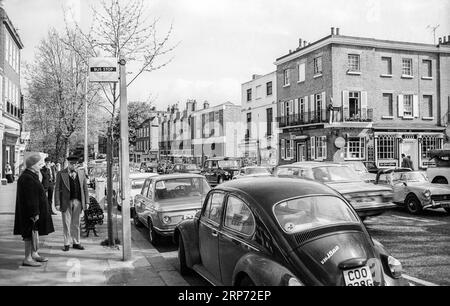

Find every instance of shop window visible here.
[421,136,441,159]
[377,136,396,160]
[345,137,365,160]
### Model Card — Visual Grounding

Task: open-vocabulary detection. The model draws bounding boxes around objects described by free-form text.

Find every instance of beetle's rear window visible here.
[274,196,359,234]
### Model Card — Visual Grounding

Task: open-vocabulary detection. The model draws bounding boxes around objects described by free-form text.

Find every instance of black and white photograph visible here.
[0,0,449,293]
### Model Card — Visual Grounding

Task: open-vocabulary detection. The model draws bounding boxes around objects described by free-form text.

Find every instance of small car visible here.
[174,177,408,286]
[201,157,241,186]
[375,168,450,214]
[117,172,159,215]
[426,149,450,185]
[274,163,396,220]
[134,174,211,245]
[232,166,272,180]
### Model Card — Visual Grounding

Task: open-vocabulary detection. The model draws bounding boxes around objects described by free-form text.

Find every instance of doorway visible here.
[297,143,306,162]
[401,140,418,170]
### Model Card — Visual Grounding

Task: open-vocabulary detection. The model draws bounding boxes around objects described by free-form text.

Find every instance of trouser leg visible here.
[70,199,82,245]
[62,205,72,246]
[47,186,54,212]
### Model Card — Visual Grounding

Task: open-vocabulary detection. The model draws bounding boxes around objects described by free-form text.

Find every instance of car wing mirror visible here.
[403,182,408,186]
[195,211,201,219]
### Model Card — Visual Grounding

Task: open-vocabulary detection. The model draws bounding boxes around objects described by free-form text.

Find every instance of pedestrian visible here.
[55,162,62,172]
[41,157,57,216]
[407,155,414,170]
[55,155,89,252]
[13,153,54,267]
[401,154,409,168]
[5,163,14,183]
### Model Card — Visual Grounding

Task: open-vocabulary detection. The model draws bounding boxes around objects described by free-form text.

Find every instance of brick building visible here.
[159,100,241,164]
[239,72,279,166]
[276,28,450,170]
[0,1,24,180]
[135,116,161,163]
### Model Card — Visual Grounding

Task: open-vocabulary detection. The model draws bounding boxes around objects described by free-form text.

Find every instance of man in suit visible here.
[41,157,57,215]
[55,156,89,251]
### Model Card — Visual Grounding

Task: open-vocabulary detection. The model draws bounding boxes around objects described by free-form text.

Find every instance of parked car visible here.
[201,157,241,186]
[174,177,407,286]
[167,163,202,175]
[274,163,396,220]
[375,168,450,214]
[117,172,160,215]
[426,149,450,185]
[336,161,376,182]
[232,166,272,180]
[134,174,211,245]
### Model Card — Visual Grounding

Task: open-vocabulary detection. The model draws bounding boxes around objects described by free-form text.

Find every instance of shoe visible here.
[62,245,70,252]
[32,256,49,263]
[52,212,57,215]
[22,260,42,267]
[72,244,85,250]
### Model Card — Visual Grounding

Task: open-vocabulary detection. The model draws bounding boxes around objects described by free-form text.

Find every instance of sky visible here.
[3,0,450,110]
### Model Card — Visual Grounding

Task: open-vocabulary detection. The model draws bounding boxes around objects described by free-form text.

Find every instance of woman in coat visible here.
[13,153,55,267]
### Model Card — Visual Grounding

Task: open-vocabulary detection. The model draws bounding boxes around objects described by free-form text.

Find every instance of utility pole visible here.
[84,76,89,169]
[119,57,132,261]
[426,24,440,44]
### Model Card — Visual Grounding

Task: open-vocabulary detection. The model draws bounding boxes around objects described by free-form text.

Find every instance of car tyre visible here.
[178,235,192,275]
[239,275,255,286]
[147,219,160,245]
[405,195,423,215]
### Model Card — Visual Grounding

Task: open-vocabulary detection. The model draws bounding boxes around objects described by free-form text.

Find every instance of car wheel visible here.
[405,195,423,215]
[432,177,448,184]
[133,214,142,227]
[147,219,160,245]
[239,275,255,286]
[178,235,192,275]
[218,176,224,185]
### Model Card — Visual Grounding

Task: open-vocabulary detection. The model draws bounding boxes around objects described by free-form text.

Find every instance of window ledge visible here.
[382,116,394,119]
[283,84,291,88]
[402,116,414,120]
[313,74,323,79]
[347,71,361,75]
[401,75,414,79]
[422,117,434,120]
[380,74,393,78]
[297,80,305,84]
[421,76,433,80]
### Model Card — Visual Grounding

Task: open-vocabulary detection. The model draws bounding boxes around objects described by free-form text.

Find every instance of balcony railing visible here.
[277,108,373,128]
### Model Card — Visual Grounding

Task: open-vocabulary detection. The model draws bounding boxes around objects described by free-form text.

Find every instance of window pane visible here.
[348,54,360,71]
[402,59,412,76]
[383,93,393,116]
[224,196,255,235]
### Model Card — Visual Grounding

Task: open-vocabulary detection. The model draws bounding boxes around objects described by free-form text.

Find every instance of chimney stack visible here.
[203,101,210,110]
[444,36,447,43]
[448,35,450,44]
[336,28,340,35]
[303,41,307,47]
[299,38,302,47]
[331,27,335,35]
[439,37,442,44]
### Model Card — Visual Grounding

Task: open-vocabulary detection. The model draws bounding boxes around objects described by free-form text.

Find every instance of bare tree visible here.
[62,0,177,246]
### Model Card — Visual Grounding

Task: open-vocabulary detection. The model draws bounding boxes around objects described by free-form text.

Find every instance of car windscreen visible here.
[155,178,211,201]
[394,172,428,183]
[218,160,240,168]
[274,196,359,234]
[246,167,271,175]
[185,164,199,170]
[312,166,360,183]
[275,167,311,178]
[346,163,367,173]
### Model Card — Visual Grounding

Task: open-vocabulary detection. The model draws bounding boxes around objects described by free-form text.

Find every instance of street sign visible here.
[335,137,346,149]
[88,57,119,83]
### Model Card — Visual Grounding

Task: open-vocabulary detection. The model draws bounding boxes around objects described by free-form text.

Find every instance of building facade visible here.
[275,28,450,170]
[0,2,24,180]
[135,116,161,163]
[239,72,279,166]
[159,100,242,164]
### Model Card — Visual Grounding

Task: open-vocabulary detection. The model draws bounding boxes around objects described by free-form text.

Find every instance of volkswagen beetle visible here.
[174,177,408,286]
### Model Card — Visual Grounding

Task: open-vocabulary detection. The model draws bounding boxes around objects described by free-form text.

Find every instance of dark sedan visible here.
[174,177,408,286]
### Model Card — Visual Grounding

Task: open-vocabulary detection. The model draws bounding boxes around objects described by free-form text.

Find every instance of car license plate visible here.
[440,202,450,208]
[343,266,374,286]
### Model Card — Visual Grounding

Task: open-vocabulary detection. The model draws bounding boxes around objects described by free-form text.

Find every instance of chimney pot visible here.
[299,38,302,47]
[336,28,340,35]
[331,27,335,35]
[448,35,450,43]
[303,41,307,47]
[444,36,447,43]
[439,37,442,44]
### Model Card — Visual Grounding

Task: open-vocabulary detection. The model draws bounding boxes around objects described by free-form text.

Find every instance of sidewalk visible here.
[0,183,188,286]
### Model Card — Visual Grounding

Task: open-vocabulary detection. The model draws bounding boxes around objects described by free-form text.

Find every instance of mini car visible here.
[175,177,408,286]
[201,157,241,186]
[426,149,450,185]
[134,174,211,245]
[274,163,396,220]
[232,166,272,180]
[375,168,450,214]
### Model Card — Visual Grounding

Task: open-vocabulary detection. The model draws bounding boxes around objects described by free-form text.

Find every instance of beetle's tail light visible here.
[387,256,403,279]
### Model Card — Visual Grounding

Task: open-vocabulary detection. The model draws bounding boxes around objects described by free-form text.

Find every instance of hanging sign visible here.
[88,57,119,83]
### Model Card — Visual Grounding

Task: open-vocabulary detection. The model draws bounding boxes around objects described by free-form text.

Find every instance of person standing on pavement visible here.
[55,156,89,252]
[5,163,14,183]
[13,153,55,267]
[407,155,414,170]
[41,157,57,216]
[401,154,409,168]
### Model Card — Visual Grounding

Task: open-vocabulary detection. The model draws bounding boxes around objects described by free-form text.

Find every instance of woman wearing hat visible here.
[13,153,55,267]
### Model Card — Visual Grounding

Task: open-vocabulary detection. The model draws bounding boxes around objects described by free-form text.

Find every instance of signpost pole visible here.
[119,58,132,261]
[84,76,89,169]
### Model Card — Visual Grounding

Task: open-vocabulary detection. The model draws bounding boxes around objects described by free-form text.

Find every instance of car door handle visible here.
[211,230,218,237]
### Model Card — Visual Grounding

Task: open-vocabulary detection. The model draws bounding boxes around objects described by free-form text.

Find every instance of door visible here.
[219,195,257,285]
[135,179,152,223]
[297,143,306,162]
[401,139,418,170]
[198,192,225,281]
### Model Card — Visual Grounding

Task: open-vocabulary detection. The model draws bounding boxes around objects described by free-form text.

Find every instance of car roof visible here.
[152,173,206,181]
[207,157,240,161]
[377,168,412,174]
[129,173,159,180]
[280,162,347,169]
[215,177,339,211]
